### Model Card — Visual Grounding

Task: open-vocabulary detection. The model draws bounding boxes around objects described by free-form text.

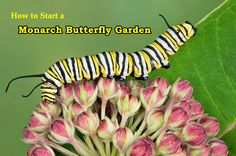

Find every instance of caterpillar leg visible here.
[162,63,170,69]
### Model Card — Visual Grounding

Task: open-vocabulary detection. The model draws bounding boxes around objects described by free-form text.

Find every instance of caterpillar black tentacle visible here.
[6,16,197,103]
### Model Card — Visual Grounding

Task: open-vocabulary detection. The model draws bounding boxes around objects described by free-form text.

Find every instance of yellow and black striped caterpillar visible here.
[6,15,197,103]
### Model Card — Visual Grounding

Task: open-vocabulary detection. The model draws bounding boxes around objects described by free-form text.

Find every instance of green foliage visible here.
[152,0,236,155]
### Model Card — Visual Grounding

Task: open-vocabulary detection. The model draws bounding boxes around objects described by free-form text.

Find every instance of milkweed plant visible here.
[23,77,228,156]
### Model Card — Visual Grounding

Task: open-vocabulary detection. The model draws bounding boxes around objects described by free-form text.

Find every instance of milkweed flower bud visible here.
[156,132,181,155]
[97,117,118,142]
[98,78,120,100]
[59,83,74,105]
[169,146,187,156]
[174,100,192,115]
[148,77,171,96]
[128,80,141,97]
[35,101,61,118]
[181,122,207,148]
[146,108,164,133]
[117,94,141,118]
[208,139,228,156]
[140,86,166,111]
[74,111,99,136]
[27,145,55,156]
[170,78,193,102]
[22,126,45,144]
[73,81,98,107]
[164,106,189,129]
[49,118,74,144]
[112,127,134,153]
[127,137,155,156]
[190,100,204,119]
[28,111,51,133]
[199,116,220,137]
[68,101,85,119]
[188,144,210,156]
[120,84,131,97]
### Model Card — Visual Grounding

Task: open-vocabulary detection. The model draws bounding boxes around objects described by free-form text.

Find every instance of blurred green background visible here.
[0,0,224,155]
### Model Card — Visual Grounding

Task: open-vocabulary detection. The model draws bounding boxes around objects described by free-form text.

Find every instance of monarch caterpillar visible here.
[6,15,197,103]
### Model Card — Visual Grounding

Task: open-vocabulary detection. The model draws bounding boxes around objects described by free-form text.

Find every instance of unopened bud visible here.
[74,111,99,136]
[208,139,228,156]
[146,108,164,133]
[112,127,134,153]
[127,137,155,156]
[27,145,55,156]
[199,116,220,137]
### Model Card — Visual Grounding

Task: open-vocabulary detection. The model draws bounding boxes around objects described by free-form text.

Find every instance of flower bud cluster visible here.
[23,77,228,156]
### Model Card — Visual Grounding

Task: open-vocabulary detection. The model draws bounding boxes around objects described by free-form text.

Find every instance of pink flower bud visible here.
[190,100,204,119]
[35,101,61,118]
[22,126,45,144]
[199,116,220,137]
[120,84,131,97]
[73,81,98,107]
[112,127,134,153]
[98,78,120,100]
[174,100,192,116]
[27,145,55,156]
[169,146,187,156]
[170,78,193,102]
[28,111,51,133]
[156,132,181,155]
[146,108,164,133]
[140,86,166,111]
[68,102,85,119]
[128,80,141,97]
[188,144,210,156]
[117,94,141,118]
[49,119,74,144]
[74,111,99,135]
[127,137,155,156]
[181,122,207,147]
[164,106,189,129]
[59,83,74,105]
[148,77,171,96]
[97,117,118,142]
[208,139,228,156]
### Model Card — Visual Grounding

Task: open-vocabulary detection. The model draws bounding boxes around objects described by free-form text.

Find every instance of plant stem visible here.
[71,138,89,156]
[120,115,128,127]
[134,114,147,138]
[101,98,108,120]
[84,135,96,152]
[45,140,78,156]
[105,142,110,156]
[128,116,134,128]
[92,135,107,156]
[150,125,167,140]
[111,146,117,156]
[131,112,145,131]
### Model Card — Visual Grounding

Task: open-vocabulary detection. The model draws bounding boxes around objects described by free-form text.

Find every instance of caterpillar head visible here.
[172,21,197,45]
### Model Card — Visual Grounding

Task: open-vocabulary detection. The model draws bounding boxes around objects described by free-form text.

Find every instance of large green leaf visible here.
[151,0,236,155]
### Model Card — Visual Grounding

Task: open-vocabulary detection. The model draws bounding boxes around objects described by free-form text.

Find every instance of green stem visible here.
[101,98,108,120]
[128,116,134,128]
[131,112,145,131]
[134,114,147,138]
[120,115,128,127]
[71,138,89,156]
[150,125,167,140]
[111,146,117,156]
[105,142,110,156]
[92,135,107,156]
[45,140,78,156]
[84,135,96,153]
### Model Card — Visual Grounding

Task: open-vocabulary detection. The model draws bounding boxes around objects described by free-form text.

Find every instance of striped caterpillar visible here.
[6,15,197,103]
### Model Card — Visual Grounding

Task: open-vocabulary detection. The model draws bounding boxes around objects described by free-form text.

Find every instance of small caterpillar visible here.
[6,15,197,103]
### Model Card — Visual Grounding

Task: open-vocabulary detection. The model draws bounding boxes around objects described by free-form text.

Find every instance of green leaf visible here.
[151,0,236,155]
